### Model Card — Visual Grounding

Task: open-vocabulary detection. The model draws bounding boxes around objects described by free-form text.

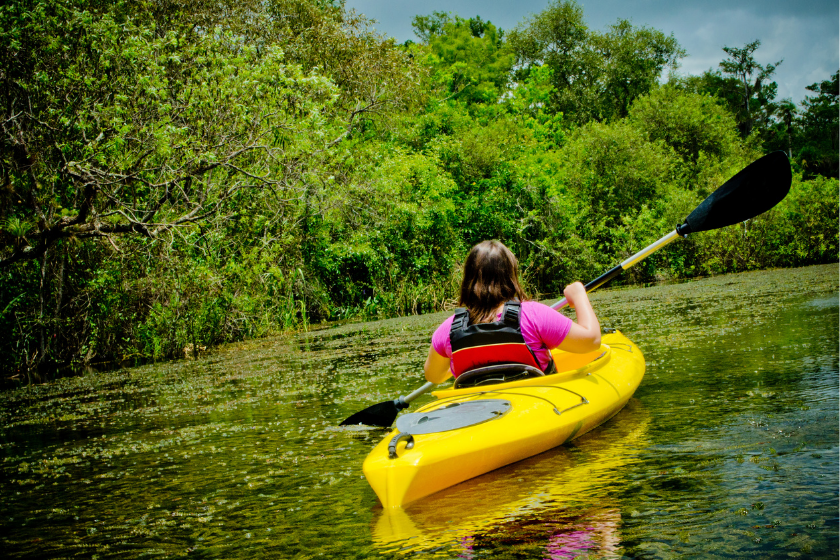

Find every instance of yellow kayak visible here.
[362,330,645,508]
[372,399,651,553]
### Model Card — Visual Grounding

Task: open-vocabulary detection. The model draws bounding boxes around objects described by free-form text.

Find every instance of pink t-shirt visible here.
[431,301,573,372]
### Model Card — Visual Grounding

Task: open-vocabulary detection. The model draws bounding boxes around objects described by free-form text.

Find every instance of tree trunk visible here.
[741,75,752,136]
[38,248,49,366]
[52,252,66,360]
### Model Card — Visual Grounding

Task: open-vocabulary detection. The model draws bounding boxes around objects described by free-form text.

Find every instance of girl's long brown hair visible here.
[459,240,529,323]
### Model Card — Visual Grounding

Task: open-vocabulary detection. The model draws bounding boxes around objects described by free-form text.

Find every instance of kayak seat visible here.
[453,363,544,389]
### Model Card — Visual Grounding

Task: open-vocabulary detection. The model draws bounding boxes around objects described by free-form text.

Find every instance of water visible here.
[1,264,837,559]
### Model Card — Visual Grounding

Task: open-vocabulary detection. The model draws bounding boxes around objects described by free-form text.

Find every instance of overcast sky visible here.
[343,0,838,104]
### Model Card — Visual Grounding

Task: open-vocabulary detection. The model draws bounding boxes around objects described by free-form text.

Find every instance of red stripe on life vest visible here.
[451,343,540,377]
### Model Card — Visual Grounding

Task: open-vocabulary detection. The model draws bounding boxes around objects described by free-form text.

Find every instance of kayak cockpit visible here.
[432,343,611,398]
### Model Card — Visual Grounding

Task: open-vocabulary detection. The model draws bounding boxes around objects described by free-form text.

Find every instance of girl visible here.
[424,240,601,383]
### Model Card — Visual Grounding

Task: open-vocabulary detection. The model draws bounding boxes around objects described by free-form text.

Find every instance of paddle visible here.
[340,380,437,428]
[550,151,792,309]
[340,151,792,427]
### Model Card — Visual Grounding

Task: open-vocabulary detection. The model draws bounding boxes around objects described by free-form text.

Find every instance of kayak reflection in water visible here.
[424,240,603,384]
[456,508,622,560]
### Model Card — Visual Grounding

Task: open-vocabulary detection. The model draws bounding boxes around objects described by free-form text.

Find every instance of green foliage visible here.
[413,13,514,104]
[557,120,673,233]
[692,175,839,274]
[627,85,748,189]
[794,71,839,178]
[508,0,684,123]
[676,44,837,181]
[594,20,685,119]
[0,1,836,377]
[507,0,596,122]
[504,65,566,149]
[411,11,455,43]
[678,70,747,127]
[718,40,782,138]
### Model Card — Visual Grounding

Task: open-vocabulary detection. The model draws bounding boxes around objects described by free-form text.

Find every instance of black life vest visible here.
[449,301,544,378]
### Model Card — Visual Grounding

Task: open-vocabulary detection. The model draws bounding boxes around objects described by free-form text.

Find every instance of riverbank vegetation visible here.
[1,0,837,376]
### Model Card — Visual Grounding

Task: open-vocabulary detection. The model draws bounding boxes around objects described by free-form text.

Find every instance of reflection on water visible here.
[0,264,837,558]
[465,507,623,559]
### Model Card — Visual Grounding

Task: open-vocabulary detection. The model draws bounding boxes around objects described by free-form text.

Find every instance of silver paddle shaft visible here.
[396,381,437,408]
[551,229,682,310]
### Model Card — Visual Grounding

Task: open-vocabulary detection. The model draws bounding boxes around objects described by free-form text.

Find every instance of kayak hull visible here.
[362,330,645,508]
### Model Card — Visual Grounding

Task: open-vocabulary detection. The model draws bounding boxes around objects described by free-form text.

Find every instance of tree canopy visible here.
[411,12,514,104]
[0,0,835,378]
[507,0,684,123]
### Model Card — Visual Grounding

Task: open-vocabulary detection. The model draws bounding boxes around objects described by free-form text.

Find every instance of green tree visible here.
[507,0,599,123]
[0,0,417,372]
[412,10,454,43]
[676,71,745,123]
[265,0,421,121]
[628,85,747,189]
[554,119,674,253]
[794,71,839,178]
[0,0,401,269]
[718,40,782,137]
[508,0,683,123]
[412,12,514,104]
[594,20,684,119]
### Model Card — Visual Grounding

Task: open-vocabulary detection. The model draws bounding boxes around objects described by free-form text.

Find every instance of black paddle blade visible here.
[339,400,399,428]
[679,151,792,235]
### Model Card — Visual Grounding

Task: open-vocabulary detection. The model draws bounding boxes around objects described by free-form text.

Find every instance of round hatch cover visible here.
[395,399,511,434]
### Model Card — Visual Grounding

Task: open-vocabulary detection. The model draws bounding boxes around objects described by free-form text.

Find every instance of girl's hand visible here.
[563,282,587,309]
